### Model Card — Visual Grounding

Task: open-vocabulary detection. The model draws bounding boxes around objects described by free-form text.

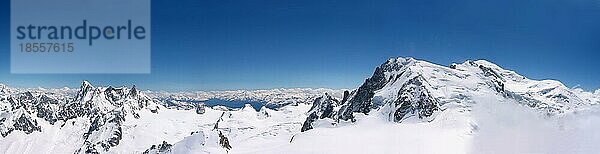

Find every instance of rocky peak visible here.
[129,85,138,98]
[337,64,388,121]
[307,93,339,118]
[75,80,95,102]
[0,84,7,94]
[301,93,341,132]
[392,75,440,122]
[340,91,350,105]
[0,81,160,153]
[0,108,42,137]
[336,57,423,121]
[381,57,416,72]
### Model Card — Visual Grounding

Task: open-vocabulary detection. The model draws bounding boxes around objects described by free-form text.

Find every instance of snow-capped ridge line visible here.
[306,57,599,129]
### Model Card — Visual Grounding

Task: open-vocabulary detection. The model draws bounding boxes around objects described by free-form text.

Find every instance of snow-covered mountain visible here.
[301,57,599,132]
[0,81,338,153]
[0,81,163,153]
[1,57,600,154]
[296,57,600,153]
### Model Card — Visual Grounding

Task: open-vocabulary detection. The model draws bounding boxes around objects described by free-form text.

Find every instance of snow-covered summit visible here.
[328,57,599,124]
[292,57,600,153]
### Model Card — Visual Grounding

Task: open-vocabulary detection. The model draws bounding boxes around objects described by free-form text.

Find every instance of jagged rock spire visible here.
[129,85,138,98]
[75,80,95,102]
[0,84,6,94]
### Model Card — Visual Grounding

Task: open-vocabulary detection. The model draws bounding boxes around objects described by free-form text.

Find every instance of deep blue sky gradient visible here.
[1,0,599,91]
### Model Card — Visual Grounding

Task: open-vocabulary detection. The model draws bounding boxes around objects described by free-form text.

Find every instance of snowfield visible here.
[472,96,600,154]
[1,57,600,154]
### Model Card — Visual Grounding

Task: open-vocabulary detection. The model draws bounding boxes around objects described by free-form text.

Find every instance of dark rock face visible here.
[73,82,154,153]
[196,104,206,114]
[337,59,414,121]
[477,64,507,94]
[0,92,48,137]
[218,131,232,152]
[156,141,173,152]
[449,63,457,69]
[300,112,318,132]
[0,118,8,137]
[297,58,443,126]
[393,76,440,122]
[35,95,60,125]
[310,93,339,119]
[301,93,340,132]
[478,65,503,80]
[0,109,42,137]
[0,84,7,94]
[340,91,350,105]
[80,110,126,152]
[338,66,388,121]
[142,141,173,154]
[149,108,159,114]
[13,112,42,135]
[129,85,139,98]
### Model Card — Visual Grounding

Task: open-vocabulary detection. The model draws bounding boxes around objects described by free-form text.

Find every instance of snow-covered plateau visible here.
[2,57,600,154]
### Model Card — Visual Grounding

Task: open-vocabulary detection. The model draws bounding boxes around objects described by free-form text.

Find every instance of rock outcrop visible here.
[301,93,340,132]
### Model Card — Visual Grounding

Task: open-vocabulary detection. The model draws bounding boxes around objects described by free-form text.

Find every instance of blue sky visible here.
[1,0,599,91]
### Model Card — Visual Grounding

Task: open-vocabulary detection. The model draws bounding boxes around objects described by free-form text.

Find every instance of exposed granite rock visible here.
[393,75,440,122]
[337,66,387,121]
[301,93,340,132]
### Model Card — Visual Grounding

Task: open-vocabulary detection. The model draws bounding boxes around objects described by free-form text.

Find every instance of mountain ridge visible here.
[300,57,600,131]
